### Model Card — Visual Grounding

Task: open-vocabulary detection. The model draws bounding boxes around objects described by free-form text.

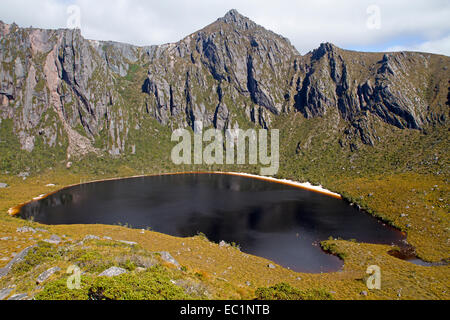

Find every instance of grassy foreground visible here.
[0,166,448,300]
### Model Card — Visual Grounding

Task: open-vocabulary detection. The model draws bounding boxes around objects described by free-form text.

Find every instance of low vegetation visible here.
[255,283,333,300]
[0,108,448,300]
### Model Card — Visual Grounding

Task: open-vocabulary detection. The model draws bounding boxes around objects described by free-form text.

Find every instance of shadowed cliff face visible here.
[0,9,449,159]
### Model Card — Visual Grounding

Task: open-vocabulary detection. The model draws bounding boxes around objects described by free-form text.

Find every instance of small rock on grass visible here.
[43,235,61,244]
[0,183,8,188]
[16,226,36,233]
[159,251,181,268]
[18,172,30,180]
[118,240,137,246]
[98,267,128,277]
[267,264,276,269]
[84,235,100,241]
[219,240,228,247]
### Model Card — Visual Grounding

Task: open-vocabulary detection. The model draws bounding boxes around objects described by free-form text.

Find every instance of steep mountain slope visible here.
[142,9,299,130]
[0,9,448,168]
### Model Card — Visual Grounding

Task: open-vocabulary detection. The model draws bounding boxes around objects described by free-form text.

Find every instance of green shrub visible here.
[36,265,197,300]
[255,283,333,300]
[321,241,347,260]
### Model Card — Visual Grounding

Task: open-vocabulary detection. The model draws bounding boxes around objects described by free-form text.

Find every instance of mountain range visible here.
[0,9,448,171]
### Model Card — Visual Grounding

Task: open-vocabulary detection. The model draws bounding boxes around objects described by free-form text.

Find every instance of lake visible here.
[17,173,405,273]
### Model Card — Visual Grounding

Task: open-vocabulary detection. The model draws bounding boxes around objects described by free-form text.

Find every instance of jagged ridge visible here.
[0,9,448,159]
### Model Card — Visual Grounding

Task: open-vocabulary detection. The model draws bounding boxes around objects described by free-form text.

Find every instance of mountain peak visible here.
[218,9,256,29]
[223,9,245,20]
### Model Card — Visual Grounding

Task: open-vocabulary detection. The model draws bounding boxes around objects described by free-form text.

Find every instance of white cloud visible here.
[1,0,449,56]
[386,35,450,56]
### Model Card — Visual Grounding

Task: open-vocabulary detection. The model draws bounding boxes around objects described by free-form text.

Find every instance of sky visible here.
[1,0,449,56]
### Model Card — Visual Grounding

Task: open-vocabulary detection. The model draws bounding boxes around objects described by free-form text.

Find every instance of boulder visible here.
[159,251,181,268]
[43,235,61,244]
[18,172,29,180]
[118,240,137,246]
[83,235,100,241]
[98,267,128,277]
[219,240,229,247]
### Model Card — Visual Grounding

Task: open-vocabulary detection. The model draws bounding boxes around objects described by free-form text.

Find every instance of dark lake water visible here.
[18,173,405,273]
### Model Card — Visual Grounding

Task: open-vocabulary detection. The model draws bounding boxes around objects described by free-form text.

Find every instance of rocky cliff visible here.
[0,9,448,164]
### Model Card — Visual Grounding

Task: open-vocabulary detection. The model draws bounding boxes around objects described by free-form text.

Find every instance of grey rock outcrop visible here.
[43,235,62,244]
[118,240,137,246]
[0,245,36,278]
[83,235,100,241]
[36,266,61,284]
[98,266,128,277]
[16,226,36,233]
[0,288,13,300]
[159,251,181,268]
[7,293,28,300]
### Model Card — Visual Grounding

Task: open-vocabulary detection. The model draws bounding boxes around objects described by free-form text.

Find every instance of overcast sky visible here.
[1,0,449,56]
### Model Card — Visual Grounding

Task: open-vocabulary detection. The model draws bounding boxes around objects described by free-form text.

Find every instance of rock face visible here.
[292,43,449,145]
[0,9,448,163]
[142,9,298,130]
